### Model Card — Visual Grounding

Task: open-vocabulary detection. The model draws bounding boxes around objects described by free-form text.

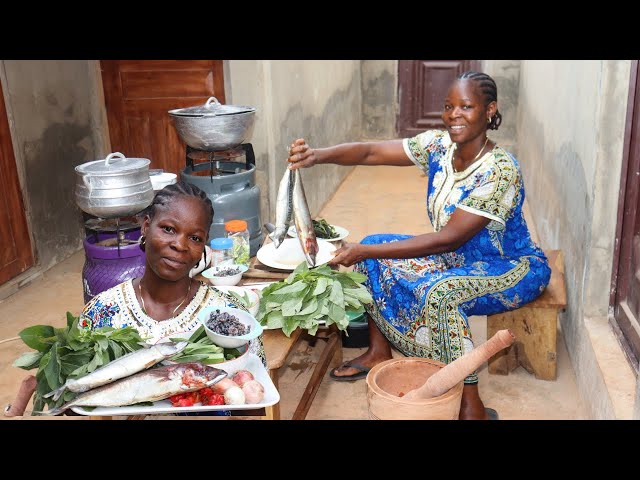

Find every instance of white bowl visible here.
[213,285,260,317]
[201,264,248,286]
[199,305,263,348]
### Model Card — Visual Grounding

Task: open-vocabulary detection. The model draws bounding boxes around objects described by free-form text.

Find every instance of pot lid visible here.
[168,97,256,117]
[75,152,150,174]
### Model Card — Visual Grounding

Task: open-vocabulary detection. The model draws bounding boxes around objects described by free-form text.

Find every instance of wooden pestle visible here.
[403,329,515,400]
[4,375,37,417]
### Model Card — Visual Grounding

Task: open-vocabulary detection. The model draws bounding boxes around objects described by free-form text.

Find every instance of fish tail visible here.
[32,406,65,416]
[42,385,67,401]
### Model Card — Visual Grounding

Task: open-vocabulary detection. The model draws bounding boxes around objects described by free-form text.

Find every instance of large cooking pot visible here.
[168,97,256,151]
[75,152,155,219]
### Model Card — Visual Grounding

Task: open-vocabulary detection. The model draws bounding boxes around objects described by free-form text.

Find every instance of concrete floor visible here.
[0,164,587,420]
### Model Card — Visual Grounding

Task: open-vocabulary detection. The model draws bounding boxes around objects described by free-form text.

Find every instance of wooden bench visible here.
[487,250,567,381]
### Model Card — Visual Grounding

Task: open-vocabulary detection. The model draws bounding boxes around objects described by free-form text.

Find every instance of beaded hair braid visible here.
[148,181,214,231]
[457,71,502,131]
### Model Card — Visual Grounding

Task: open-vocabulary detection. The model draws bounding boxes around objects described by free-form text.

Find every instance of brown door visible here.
[397,60,481,137]
[613,60,640,373]
[100,60,226,175]
[0,81,34,284]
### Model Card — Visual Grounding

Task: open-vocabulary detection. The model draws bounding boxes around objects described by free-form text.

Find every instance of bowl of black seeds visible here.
[199,305,263,348]
[201,264,248,286]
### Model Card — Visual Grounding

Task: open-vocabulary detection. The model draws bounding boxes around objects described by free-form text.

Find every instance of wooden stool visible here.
[487,250,567,381]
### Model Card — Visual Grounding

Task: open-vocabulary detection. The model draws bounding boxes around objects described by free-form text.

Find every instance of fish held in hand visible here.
[269,167,295,249]
[39,362,227,416]
[43,341,189,401]
[292,168,319,267]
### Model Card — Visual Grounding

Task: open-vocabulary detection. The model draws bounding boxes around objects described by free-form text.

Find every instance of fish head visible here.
[176,363,228,390]
[155,341,189,356]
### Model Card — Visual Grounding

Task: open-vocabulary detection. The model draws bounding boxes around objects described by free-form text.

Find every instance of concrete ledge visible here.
[585,315,637,419]
[0,269,43,302]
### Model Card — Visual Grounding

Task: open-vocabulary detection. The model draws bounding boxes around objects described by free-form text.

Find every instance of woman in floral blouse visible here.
[287,71,550,420]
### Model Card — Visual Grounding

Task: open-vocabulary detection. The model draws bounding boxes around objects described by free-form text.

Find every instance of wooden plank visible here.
[527,250,567,309]
[262,328,302,370]
[488,306,557,380]
[292,332,340,420]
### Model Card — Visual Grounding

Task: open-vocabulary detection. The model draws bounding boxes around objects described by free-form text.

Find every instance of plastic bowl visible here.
[199,305,263,348]
[201,264,248,286]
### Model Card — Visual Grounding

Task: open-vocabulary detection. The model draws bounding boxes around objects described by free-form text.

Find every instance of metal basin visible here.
[168,97,256,151]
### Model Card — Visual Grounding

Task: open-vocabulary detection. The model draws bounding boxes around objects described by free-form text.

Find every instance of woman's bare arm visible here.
[329,209,492,267]
[288,138,414,169]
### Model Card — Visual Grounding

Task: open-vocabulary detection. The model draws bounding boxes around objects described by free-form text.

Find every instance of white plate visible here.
[288,224,349,242]
[70,353,278,416]
[256,237,336,271]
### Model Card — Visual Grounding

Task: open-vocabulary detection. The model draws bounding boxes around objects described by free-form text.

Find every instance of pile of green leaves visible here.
[13,312,146,413]
[168,325,243,364]
[313,218,339,239]
[256,262,373,337]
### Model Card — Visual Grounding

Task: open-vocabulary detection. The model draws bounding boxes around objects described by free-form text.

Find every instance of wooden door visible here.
[612,60,640,373]
[397,60,481,137]
[0,81,34,284]
[100,61,226,175]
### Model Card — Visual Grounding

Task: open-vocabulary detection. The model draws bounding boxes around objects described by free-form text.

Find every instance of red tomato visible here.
[202,393,225,406]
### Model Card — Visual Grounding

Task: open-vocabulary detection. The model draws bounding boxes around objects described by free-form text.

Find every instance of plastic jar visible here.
[225,219,251,267]
[209,237,234,267]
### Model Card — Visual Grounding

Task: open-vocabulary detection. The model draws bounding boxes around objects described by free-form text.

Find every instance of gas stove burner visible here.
[84,216,142,233]
[186,145,245,163]
[185,143,256,177]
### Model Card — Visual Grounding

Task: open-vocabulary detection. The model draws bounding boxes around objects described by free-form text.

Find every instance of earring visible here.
[487,117,492,124]
[139,235,146,252]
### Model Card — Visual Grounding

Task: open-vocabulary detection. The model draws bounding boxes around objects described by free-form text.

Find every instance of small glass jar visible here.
[209,237,234,267]
[225,219,251,267]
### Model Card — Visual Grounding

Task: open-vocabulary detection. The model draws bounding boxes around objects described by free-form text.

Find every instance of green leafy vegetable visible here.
[168,325,243,364]
[256,262,373,337]
[13,313,146,414]
[312,218,339,239]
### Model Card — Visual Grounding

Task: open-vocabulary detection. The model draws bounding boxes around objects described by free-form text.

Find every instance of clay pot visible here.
[366,358,463,420]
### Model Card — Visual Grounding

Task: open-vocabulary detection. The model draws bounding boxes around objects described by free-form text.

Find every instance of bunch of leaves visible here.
[226,290,256,309]
[312,218,339,239]
[168,325,243,364]
[13,312,146,413]
[256,262,373,337]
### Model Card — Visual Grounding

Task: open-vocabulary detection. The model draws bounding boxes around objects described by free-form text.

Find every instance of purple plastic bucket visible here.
[82,229,146,304]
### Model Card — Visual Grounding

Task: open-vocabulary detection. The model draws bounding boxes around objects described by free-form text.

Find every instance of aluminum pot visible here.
[75,152,155,219]
[168,97,256,151]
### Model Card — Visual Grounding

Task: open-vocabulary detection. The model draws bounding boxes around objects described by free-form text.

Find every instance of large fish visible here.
[40,362,228,416]
[291,168,319,267]
[269,167,295,248]
[43,341,188,401]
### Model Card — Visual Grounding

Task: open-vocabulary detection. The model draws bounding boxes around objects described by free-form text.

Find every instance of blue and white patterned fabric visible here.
[354,130,551,384]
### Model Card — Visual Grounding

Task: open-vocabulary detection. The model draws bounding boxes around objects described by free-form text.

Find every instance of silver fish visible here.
[269,167,295,248]
[292,168,319,267]
[40,362,227,416]
[43,341,189,401]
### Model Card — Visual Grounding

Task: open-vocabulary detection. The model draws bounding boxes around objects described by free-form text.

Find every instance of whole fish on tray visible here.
[291,168,319,267]
[38,362,227,416]
[43,341,189,401]
[269,167,295,248]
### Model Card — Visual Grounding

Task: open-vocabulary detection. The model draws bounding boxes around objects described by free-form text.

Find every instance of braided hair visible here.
[457,71,502,131]
[147,180,214,232]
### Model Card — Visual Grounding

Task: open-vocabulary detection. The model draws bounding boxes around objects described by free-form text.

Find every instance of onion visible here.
[241,380,264,404]
[232,370,255,387]
[210,378,237,395]
[224,385,246,405]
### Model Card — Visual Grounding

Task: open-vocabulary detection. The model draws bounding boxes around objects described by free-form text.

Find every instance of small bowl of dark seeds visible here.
[199,305,263,348]
[202,264,248,286]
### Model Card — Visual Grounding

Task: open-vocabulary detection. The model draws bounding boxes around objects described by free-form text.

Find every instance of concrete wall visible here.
[515,60,633,418]
[0,60,107,273]
[361,60,397,140]
[227,60,362,224]
[483,60,521,156]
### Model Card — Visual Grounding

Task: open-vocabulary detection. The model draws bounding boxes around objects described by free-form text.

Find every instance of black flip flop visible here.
[329,363,371,382]
[485,407,500,420]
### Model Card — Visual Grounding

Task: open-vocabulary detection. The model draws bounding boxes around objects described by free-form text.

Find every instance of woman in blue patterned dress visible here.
[287,71,550,420]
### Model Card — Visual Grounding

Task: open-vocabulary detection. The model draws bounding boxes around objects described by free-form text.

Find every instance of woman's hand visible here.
[287,138,318,170]
[328,242,368,268]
